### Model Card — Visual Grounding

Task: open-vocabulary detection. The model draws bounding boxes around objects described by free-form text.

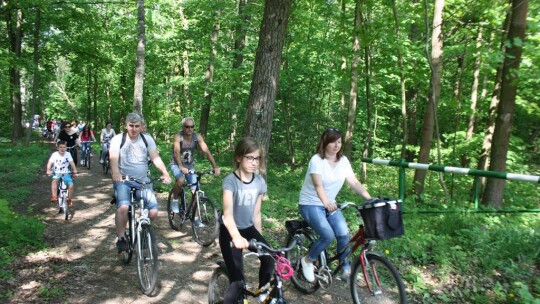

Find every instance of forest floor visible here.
[4,142,352,304]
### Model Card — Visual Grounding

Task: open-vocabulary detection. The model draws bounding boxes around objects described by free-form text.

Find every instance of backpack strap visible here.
[120,132,148,149]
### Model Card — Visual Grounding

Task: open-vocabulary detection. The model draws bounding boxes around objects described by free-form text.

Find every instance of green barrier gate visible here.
[361,158,540,213]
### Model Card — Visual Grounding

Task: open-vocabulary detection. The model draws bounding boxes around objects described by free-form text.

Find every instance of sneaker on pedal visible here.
[301,256,316,283]
[257,292,269,303]
[80,160,85,165]
[193,218,206,228]
[58,207,64,214]
[99,159,104,164]
[339,268,351,284]
[116,237,128,253]
[171,198,180,213]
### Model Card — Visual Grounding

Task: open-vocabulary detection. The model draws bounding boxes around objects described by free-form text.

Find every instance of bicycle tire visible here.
[60,195,69,221]
[191,196,218,247]
[86,149,91,170]
[208,265,230,304]
[122,218,134,264]
[167,189,186,231]
[136,224,159,295]
[350,252,406,304]
[285,230,321,294]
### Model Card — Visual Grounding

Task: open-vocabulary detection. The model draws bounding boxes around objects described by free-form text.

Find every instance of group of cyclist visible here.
[46,112,372,303]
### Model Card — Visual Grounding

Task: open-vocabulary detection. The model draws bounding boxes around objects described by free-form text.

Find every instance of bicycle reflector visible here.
[275,255,294,280]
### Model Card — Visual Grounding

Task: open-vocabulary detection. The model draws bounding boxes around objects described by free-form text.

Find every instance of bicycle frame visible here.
[180,171,208,222]
[127,184,152,253]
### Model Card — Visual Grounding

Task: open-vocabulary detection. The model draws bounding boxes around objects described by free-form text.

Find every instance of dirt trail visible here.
[6,146,351,303]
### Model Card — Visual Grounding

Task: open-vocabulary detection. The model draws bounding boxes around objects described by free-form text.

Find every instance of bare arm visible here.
[253,194,263,232]
[172,133,187,174]
[311,173,337,212]
[346,175,371,199]
[222,189,249,249]
[149,149,171,184]
[110,149,122,181]
[197,135,220,175]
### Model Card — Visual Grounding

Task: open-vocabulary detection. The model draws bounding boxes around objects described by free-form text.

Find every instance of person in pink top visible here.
[80,124,97,165]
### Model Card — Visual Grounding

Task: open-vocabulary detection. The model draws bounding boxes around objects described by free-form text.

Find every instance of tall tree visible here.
[5,2,24,145]
[414,0,445,196]
[199,8,221,138]
[243,0,292,174]
[133,0,146,115]
[483,0,529,207]
[24,6,41,147]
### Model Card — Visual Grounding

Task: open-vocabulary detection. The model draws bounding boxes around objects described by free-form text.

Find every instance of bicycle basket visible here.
[358,198,404,240]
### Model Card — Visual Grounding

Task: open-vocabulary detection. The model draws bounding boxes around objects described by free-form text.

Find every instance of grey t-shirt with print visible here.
[109,133,156,181]
[222,172,267,229]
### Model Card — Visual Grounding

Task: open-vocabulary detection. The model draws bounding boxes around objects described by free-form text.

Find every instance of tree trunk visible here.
[466,27,483,140]
[93,67,98,126]
[133,0,146,115]
[343,0,362,158]
[178,0,191,109]
[25,7,41,147]
[483,0,528,208]
[243,0,292,176]
[476,3,512,195]
[414,0,444,196]
[391,0,408,160]
[6,5,24,145]
[229,0,251,148]
[199,10,220,138]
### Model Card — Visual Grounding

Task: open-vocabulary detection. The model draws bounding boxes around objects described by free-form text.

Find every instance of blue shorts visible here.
[170,164,197,190]
[114,181,158,210]
[52,173,74,186]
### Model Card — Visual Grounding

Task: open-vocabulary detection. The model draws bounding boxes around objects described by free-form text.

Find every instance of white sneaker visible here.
[257,292,269,303]
[339,268,351,283]
[301,256,316,283]
[99,159,104,164]
[80,160,84,165]
[171,198,179,213]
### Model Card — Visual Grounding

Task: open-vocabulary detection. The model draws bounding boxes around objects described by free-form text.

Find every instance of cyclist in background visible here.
[219,137,273,303]
[99,122,116,164]
[169,117,220,211]
[57,122,79,165]
[109,112,171,252]
[79,124,97,165]
[298,128,372,283]
[46,140,78,213]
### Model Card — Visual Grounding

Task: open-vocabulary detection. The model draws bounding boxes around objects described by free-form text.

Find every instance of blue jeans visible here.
[114,181,158,210]
[299,204,351,271]
[81,142,91,160]
[170,164,197,190]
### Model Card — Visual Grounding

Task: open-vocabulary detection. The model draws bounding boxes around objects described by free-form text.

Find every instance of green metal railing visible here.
[361,158,540,212]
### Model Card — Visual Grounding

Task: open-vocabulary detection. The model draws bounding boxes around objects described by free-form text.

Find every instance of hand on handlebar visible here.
[325,201,338,213]
[231,237,250,250]
[160,175,172,185]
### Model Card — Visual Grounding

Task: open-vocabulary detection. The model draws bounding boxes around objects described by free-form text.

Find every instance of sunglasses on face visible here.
[184,125,195,129]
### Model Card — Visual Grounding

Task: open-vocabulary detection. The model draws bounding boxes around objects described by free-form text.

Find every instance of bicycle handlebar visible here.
[122,175,163,185]
[186,169,215,176]
[335,198,402,212]
[248,234,305,254]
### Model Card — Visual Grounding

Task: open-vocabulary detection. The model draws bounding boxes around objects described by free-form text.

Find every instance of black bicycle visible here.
[208,234,304,304]
[166,169,219,247]
[67,145,78,166]
[101,143,110,175]
[120,176,162,295]
[81,141,93,169]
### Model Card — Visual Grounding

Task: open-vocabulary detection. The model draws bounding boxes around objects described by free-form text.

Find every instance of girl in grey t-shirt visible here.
[219,137,273,303]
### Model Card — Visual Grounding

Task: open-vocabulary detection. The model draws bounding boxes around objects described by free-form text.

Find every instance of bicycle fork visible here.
[360,248,382,296]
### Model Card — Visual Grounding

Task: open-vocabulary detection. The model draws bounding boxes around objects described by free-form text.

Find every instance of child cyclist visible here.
[46,140,78,213]
[219,137,274,303]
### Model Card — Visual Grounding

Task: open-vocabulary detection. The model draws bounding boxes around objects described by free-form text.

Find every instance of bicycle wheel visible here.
[62,194,69,221]
[136,224,159,295]
[167,189,186,231]
[122,231,133,264]
[350,252,406,304]
[208,265,229,304]
[285,230,321,294]
[191,196,218,247]
[85,149,91,170]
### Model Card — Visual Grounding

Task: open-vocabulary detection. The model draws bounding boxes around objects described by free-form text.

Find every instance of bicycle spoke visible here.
[351,253,406,304]
[208,266,229,304]
[136,225,158,295]
[191,197,218,247]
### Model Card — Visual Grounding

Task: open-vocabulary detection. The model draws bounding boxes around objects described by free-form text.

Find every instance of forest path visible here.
[7,143,351,303]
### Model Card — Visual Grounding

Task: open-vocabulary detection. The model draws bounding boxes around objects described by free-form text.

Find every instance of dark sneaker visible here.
[58,207,64,214]
[116,238,128,253]
[110,197,116,205]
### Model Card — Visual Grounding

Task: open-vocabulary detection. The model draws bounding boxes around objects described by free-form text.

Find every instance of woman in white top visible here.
[298,128,371,283]
[99,122,116,163]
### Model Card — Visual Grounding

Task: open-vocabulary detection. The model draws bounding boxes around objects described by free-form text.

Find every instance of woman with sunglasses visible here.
[298,128,372,283]
[57,121,80,165]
